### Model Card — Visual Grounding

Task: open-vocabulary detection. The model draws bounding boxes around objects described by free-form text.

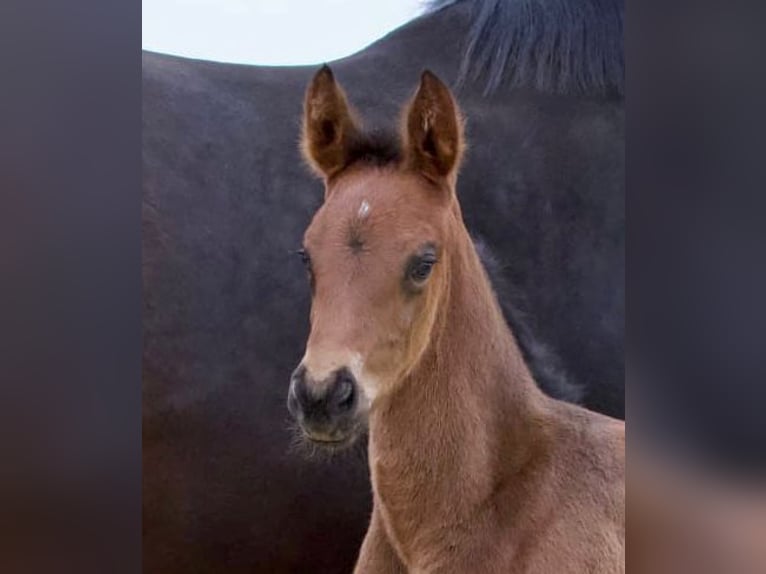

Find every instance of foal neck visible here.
[368,216,551,548]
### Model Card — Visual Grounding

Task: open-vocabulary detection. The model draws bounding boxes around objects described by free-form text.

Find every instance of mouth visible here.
[290,421,366,456]
[303,429,357,448]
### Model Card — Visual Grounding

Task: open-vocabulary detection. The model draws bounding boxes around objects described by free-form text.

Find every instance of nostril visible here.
[287,385,299,417]
[287,366,308,418]
[334,374,356,412]
[337,380,353,406]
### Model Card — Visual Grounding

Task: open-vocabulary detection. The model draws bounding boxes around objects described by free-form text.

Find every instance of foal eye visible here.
[296,248,311,269]
[408,254,437,284]
[295,248,315,290]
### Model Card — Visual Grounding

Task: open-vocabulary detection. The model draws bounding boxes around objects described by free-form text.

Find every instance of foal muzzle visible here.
[287,365,359,443]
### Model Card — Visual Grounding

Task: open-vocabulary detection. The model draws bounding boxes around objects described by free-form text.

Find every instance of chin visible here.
[289,421,368,460]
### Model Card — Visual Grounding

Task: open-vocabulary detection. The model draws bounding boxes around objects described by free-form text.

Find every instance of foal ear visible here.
[403,70,464,183]
[301,65,360,179]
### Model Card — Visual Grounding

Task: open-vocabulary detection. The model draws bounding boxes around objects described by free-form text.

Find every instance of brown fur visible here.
[302,65,363,180]
[298,67,625,573]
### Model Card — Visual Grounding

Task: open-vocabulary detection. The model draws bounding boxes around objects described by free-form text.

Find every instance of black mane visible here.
[427,0,624,96]
[346,128,402,168]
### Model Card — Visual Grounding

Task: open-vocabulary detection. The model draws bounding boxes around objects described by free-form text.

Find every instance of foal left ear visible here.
[403,71,464,183]
[301,65,361,180]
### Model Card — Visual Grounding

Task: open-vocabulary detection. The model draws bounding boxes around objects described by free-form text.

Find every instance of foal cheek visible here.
[391,297,429,366]
[361,322,406,383]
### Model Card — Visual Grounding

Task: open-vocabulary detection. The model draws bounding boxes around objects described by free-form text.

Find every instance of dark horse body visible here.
[142,1,624,572]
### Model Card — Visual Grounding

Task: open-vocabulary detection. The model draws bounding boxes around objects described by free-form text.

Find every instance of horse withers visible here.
[287,66,625,573]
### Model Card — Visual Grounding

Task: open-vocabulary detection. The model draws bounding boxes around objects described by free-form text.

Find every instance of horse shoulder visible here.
[526,403,625,572]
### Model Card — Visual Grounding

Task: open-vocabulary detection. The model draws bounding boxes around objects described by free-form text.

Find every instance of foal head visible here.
[287,67,465,448]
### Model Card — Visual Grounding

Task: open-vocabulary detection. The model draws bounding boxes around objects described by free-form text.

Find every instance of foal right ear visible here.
[301,65,360,180]
[402,70,464,184]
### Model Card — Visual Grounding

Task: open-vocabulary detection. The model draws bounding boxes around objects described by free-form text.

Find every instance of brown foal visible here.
[287,66,625,573]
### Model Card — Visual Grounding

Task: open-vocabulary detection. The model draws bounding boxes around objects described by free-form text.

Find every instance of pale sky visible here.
[142,0,428,65]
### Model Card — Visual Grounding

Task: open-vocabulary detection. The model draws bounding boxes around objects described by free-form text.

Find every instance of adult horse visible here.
[142,0,624,572]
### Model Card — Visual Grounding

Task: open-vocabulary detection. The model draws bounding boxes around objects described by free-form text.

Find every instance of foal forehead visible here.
[321,168,436,232]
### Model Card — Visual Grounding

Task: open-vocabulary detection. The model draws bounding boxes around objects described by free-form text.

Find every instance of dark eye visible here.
[295,248,315,291]
[409,253,437,284]
[296,248,311,269]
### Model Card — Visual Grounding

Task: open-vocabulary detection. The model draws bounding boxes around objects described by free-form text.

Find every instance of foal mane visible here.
[343,128,402,169]
[426,0,624,96]
[475,238,582,405]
